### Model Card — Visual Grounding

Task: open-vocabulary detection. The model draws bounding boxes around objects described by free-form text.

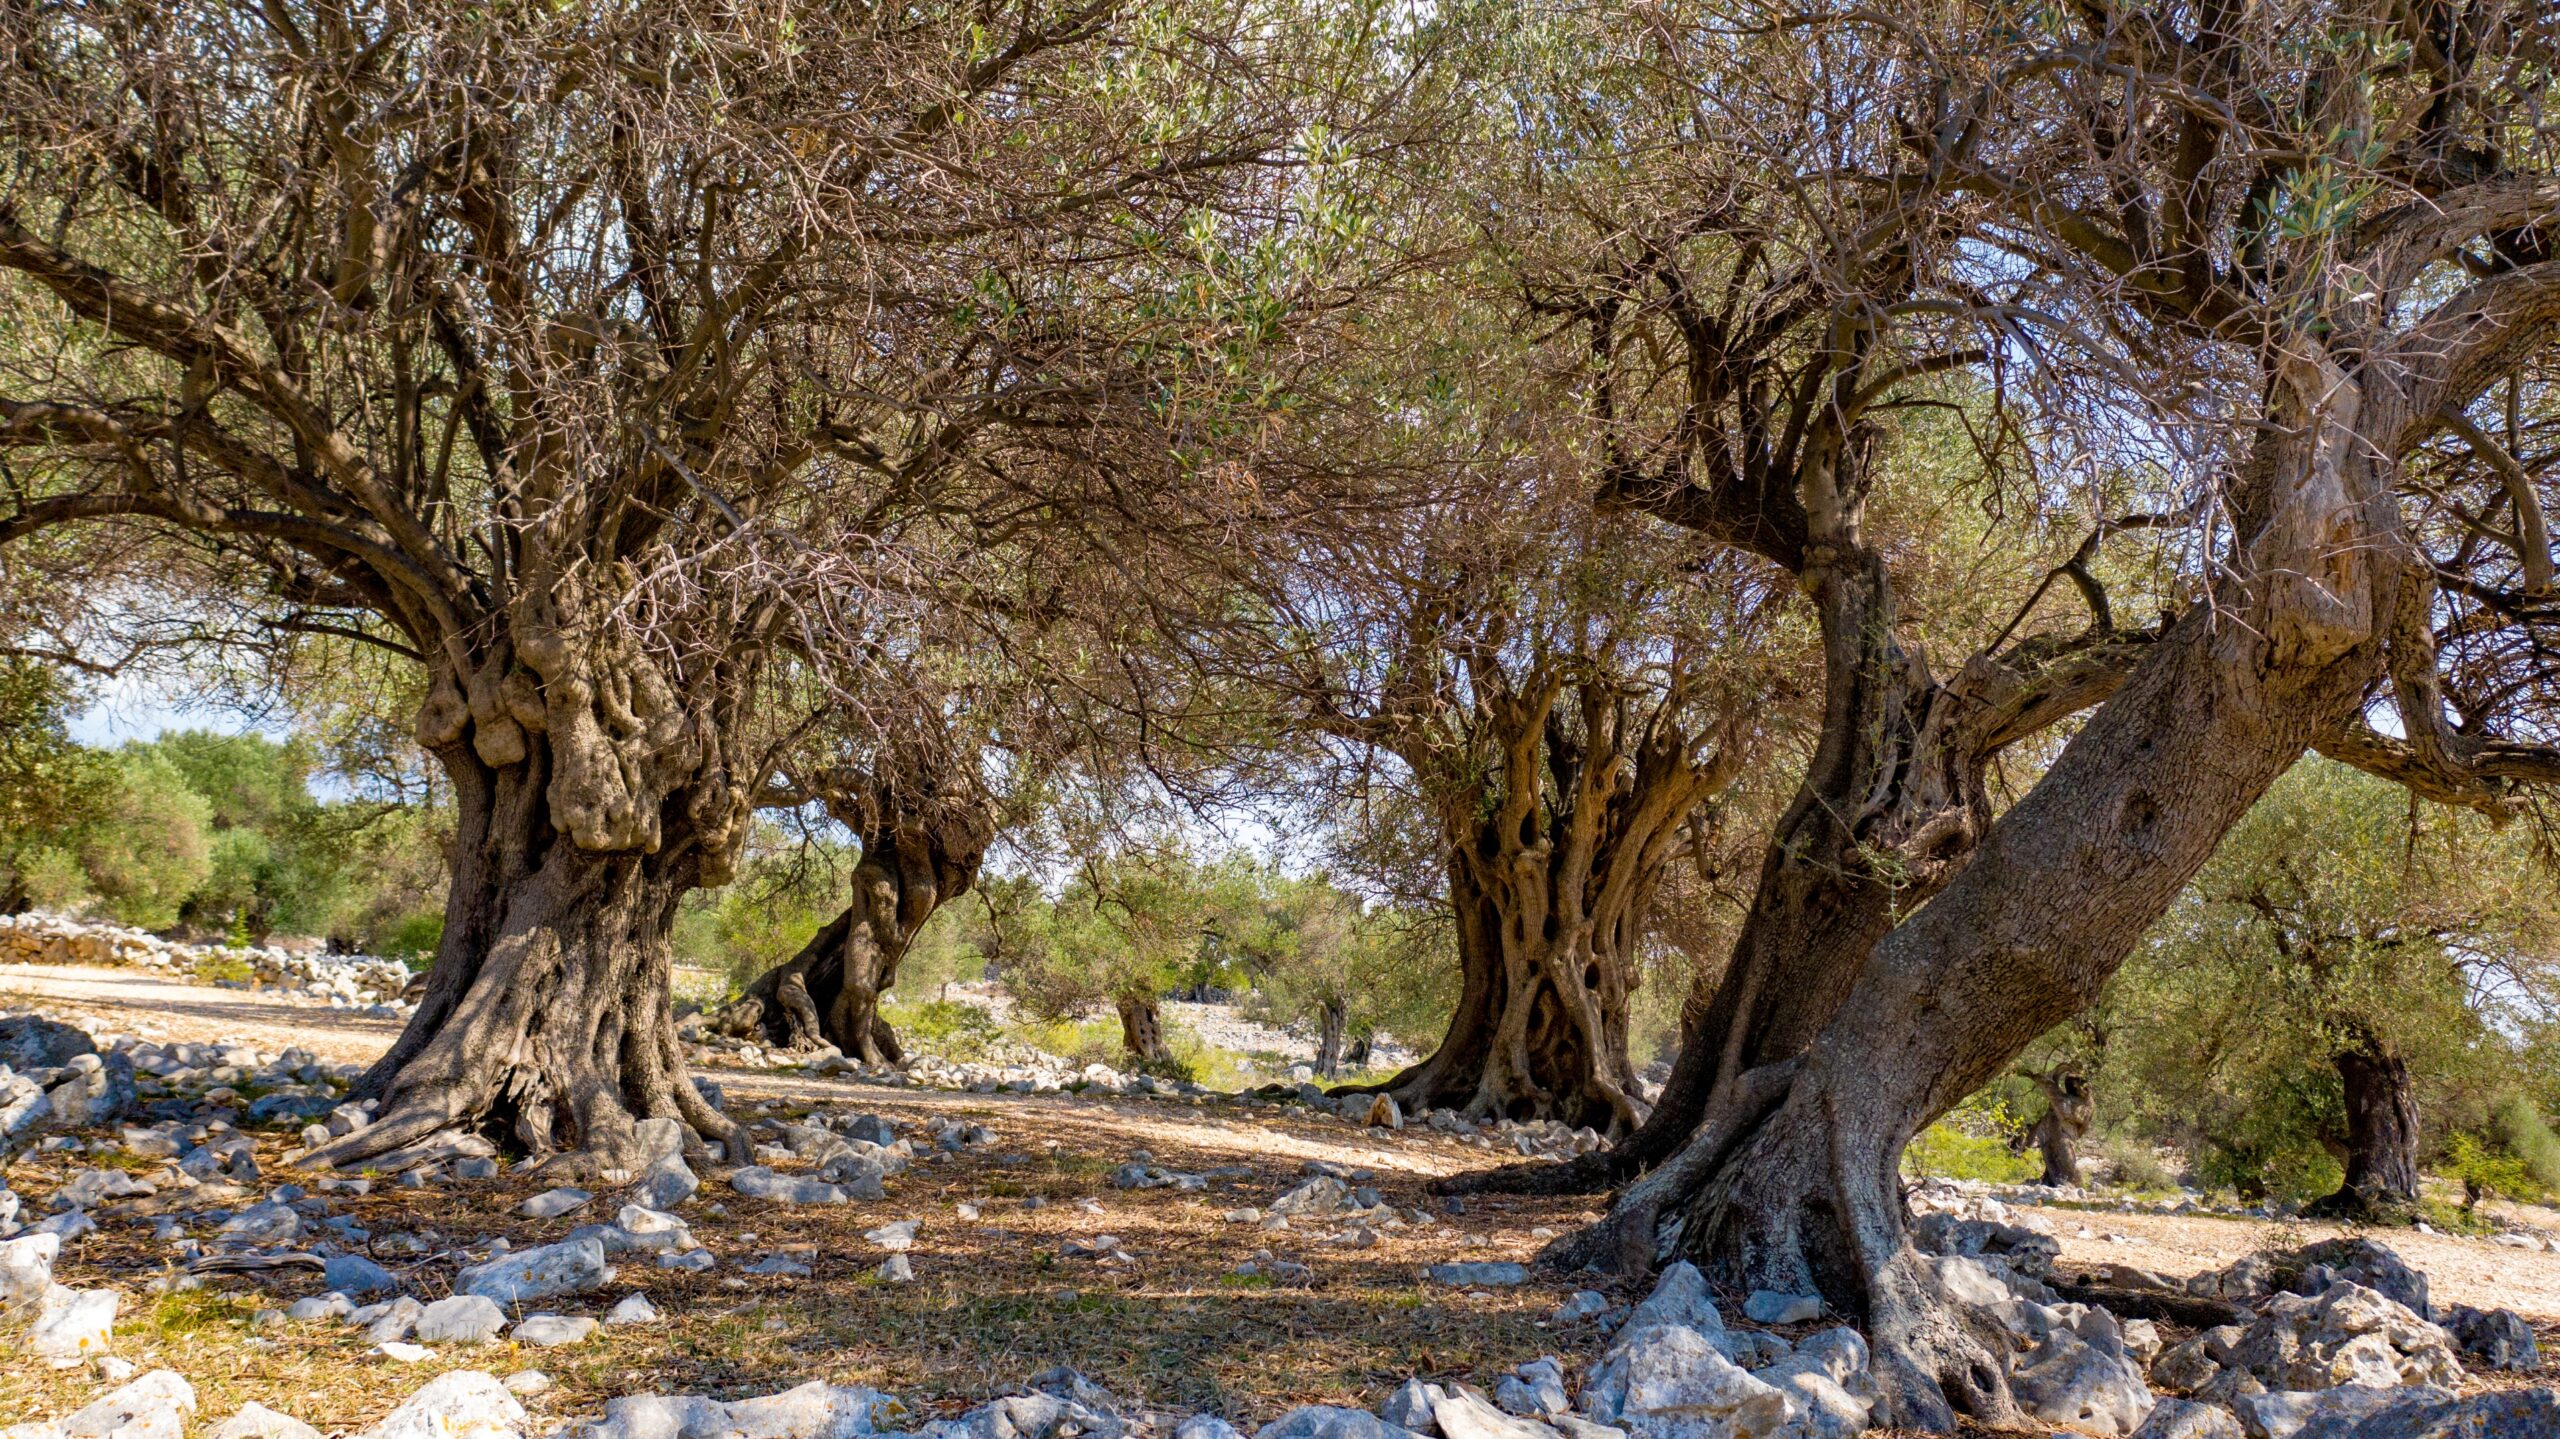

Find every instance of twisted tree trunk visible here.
[1117,993,1170,1062]
[1347,672,1740,1139]
[307,722,748,1179]
[1444,542,2077,1189]
[1315,996,1349,1077]
[2311,1041,2422,1219]
[1555,361,2412,1429]
[2022,1071,2095,1188]
[712,800,989,1061]
[1350,850,1645,1134]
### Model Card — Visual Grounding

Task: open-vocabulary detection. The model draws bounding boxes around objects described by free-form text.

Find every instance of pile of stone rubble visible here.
[0,911,414,1015]
[1898,1188,2550,1437]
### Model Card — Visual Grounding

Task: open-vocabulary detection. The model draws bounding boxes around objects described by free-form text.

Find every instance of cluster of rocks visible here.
[0,911,414,1014]
[1900,1206,2550,1439]
[4,1367,542,1439]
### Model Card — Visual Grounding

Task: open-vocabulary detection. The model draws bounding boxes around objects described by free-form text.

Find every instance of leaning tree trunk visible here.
[2310,1041,2422,1219]
[1557,375,2405,1429]
[305,722,749,1180]
[1117,994,1170,1063]
[712,800,989,1062]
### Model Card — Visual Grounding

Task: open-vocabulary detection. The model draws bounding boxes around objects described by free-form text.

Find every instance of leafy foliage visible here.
[2067,760,2560,1201]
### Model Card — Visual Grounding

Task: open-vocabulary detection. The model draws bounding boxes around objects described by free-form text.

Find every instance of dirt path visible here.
[8,959,2557,1326]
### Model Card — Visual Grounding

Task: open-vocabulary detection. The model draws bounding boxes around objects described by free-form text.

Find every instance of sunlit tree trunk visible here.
[714,797,990,1062]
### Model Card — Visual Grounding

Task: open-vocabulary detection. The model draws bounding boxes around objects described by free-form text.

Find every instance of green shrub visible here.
[1904,1099,2042,1184]
[2097,1137,2180,1194]
[890,999,1004,1057]
[2444,1130,2543,1205]
[1010,1015,1124,1069]
[16,844,89,911]
[2490,1094,2560,1192]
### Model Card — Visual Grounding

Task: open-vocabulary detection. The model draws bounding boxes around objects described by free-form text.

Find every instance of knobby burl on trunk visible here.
[349,627,758,1174]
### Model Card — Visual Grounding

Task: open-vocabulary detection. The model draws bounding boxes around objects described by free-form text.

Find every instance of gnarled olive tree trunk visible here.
[2021,1071,2095,1189]
[1347,682,1737,1138]
[712,799,990,1062]
[306,645,754,1180]
[1558,356,2422,1429]
[1447,537,2126,1189]
[1349,846,1646,1134]
[1314,996,1350,1077]
[2310,1040,2422,1219]
[1117,993,1171,1063]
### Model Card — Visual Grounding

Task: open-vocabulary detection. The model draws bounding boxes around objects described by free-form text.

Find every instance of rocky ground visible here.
[1,962,2555,1439]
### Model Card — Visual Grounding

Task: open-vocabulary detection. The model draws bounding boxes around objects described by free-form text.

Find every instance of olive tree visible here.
[0,0,1324,1173]
[1420,1,2560,1427]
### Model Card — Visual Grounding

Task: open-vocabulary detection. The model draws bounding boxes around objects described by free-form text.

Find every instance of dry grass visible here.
[1,1035,1623,1431]
[5,963,2557,1436]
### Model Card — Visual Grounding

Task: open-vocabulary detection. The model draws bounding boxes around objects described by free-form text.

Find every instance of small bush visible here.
[2444,1130,2544,1206]
[191,953,254,985]
[1905,1115,2042,1184]
[2490,1095,2560,1193]
[892,999,1004,1058]
[2097,1137,2180,1194]
[1011,1015,1124,1069]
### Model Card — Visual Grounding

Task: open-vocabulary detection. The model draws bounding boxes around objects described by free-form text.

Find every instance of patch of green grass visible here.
[83,1147,160,1172]
[146,1288,254,1338]
[1904,1118,2042,1185]
[1163,1024,1256,1091]
[2417,1196,2501,1235]
[1215,1271,1276,1289]
[1043,1152,1110,1181]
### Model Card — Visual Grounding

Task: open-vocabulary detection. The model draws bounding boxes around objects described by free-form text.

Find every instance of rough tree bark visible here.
[309,647,756,1179]
[1447,523,2139,1191]
[1117,994,1171,1063]
[2311,1041,2423,1218]
[2020,1070,2095,1188]
[711,794,991,1062]
[1315,996,1350,1077]
[1551,226,2560,1418]
[1343,675,1741,1138]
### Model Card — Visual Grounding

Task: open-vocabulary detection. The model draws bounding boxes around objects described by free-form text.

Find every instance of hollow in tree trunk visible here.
[712,796,990,1061]
[2310,1041,2422,1219]
[1118,994,1170,1064]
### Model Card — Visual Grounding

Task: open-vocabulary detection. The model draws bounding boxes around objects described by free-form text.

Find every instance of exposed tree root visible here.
[304,841,747,1178]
